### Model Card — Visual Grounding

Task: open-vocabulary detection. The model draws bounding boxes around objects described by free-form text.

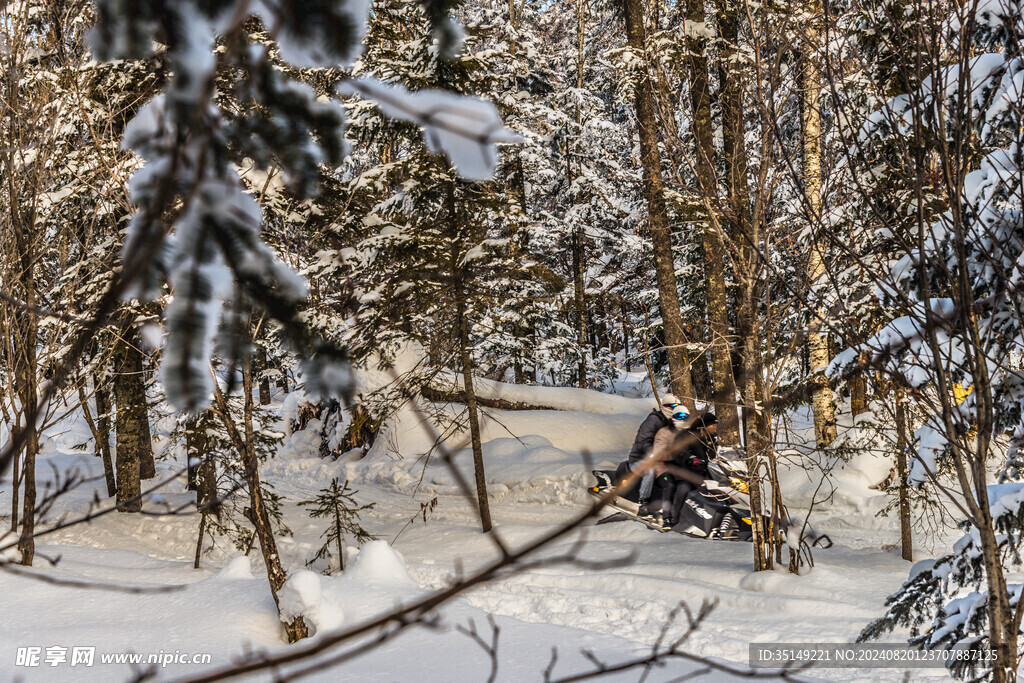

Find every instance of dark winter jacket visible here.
[671,429,718,476]
[626,410,672,466]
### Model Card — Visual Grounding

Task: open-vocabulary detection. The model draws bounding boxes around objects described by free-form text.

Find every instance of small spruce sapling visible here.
[300,479,375,574]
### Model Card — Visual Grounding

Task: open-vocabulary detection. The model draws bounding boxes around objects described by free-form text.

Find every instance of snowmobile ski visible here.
[588,488,672,532]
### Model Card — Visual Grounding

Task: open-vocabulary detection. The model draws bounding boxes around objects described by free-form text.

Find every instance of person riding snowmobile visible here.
[651,413,719,527]
[614,395,689,519]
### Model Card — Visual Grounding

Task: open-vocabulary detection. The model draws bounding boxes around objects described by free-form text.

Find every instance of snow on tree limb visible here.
[339,77,522,181]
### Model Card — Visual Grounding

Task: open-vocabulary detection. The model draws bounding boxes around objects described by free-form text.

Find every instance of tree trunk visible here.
[714,0,771,569]
[448,183,493,533]
[894,389,912,561]
[214,362,308,642]
[800,0,837,448]
[622,0,695,408]
[193,426,217,568]
[80,380,116,497]
[850,373,869,417]
[95,376,117,497]
[9,178,38,562]
[14,308,38,566]
[114,331,145,512]
[976,479,1015,682]
[573,225,588,388]
[741,269,772,572]
[257,349,272,405]
[685,0,739,441]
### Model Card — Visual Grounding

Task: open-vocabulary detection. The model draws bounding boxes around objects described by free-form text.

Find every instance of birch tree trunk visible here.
[800,0,837,447]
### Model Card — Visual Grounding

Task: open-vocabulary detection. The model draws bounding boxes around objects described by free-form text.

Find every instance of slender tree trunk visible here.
[113,332,144,512]
[975,478,1015,682]
[572,226,588,388]
[215,362,308,641]
[10,419,19,531]
[193,427,216,568]
[850,374,869,417]
[714,0,771,568]
[80,381,116,497]
[800,0,837,448]
[15,310,38,566]
[456,296,492,533]
[136,354,156,480]
[622,0,695,408]
[685,0,739,440]
[448,183,493,533]
[741,271,772,571]
[95,376,116,497]
[13,216,38,565]
[333,489,345,571]
[894,389,912,561]
[257,349,272,405]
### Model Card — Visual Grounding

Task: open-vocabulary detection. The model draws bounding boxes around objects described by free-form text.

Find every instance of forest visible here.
[1,0,1023,681]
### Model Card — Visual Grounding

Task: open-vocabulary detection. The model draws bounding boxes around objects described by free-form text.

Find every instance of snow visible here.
[215,556,255,580]
[344,540,416,587]
[0,392,961,681]
[339,77,522,181]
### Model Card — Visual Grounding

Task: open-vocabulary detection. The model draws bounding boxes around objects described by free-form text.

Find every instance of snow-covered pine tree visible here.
[319,0,539,531]
[827,0,1024,677]
[85,0,517,419]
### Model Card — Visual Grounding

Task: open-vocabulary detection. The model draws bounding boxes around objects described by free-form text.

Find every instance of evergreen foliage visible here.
[299,478,375,574]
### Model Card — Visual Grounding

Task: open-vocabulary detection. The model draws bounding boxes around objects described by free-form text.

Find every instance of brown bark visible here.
[193,419,217,568]
[684,0,739,443]
[212,364,308,642]
[622,0,695,408]
[894,389,912,562]
[80,380,116,497]
[572,226,588,388]
[95,377,116,497]
[9,145,38,563]
[713,0,771,570]
[449,183,492,533]
[850,373,869,417]
[257,349,271,405]
[113,330,148,512]
[14,307,37,566]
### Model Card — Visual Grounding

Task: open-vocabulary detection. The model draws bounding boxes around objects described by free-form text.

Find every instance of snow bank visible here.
[215,556,255,580]
[278,569,346,636]
[279,570,324,628]
[344,540,416,587]
[433,370,657,415]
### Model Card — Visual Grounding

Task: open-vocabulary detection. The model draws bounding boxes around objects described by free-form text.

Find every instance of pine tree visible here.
[300,478,375,574]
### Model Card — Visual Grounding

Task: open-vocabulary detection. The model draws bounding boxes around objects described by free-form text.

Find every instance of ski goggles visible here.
[663,402,690,421]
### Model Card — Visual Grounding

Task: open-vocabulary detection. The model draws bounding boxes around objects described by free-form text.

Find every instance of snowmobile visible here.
[589,449,832,551]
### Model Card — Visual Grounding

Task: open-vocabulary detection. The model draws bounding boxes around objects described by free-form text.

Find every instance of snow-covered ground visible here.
[0,378,959,682]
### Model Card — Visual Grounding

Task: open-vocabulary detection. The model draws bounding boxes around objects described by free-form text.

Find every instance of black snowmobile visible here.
[589,450,832,550]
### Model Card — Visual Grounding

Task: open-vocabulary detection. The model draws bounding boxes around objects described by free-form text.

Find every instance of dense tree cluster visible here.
[2,0,1024,678]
